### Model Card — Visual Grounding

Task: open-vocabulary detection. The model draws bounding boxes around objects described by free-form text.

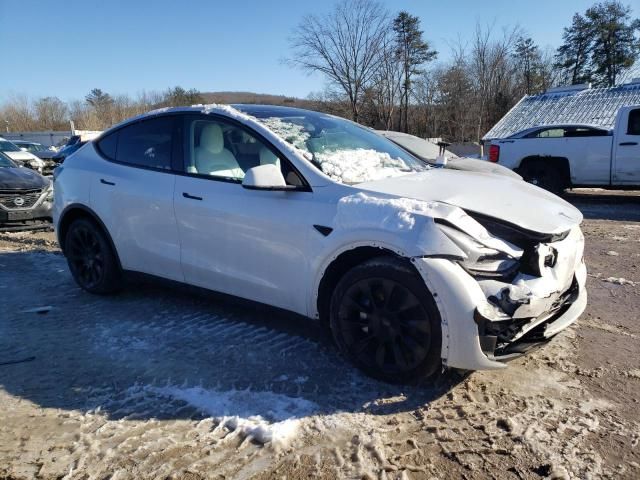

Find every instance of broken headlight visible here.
[438,224,519,279]
[44,183,54,202]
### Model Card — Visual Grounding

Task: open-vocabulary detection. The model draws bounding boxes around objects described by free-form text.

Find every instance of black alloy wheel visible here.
[330,257,442,383]
[64,218,122,294]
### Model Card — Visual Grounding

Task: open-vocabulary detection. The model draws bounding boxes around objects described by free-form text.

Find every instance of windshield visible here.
[0,140,21,153]
[0,152,16,167]
[234,105,427,184]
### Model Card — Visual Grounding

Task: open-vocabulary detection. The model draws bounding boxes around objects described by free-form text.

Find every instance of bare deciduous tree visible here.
[289,0,389,122]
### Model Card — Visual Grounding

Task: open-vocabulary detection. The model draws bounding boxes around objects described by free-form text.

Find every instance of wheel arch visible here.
[517,155,571,187]
[57,204,122,270]
[314,244,420,323]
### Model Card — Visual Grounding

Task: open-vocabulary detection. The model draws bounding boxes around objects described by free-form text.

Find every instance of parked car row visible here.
[0,151,53,231]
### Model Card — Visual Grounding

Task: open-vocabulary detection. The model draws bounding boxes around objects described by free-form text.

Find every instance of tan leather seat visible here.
[259,147,280,168]
[195,124,244,178]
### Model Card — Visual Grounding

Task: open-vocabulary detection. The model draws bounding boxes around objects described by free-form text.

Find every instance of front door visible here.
[173,115,314,315]
[613,107,640,185]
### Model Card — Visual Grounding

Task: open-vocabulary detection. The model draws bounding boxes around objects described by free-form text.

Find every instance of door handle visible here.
[100,178,115,186]
[182,192,203,201]
[619,142,638,146]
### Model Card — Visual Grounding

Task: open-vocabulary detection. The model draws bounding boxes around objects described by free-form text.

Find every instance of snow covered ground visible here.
[0,193,639,479]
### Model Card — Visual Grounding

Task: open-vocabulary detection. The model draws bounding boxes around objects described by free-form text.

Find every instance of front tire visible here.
[329,257,442,384]
[64,218,122,294]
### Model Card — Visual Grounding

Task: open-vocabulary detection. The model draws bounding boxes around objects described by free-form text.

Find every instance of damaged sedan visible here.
[53,104,586,383]
[0,151,53,231]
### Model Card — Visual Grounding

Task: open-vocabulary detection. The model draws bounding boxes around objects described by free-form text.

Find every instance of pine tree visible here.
[554,13,594,85]
[85,88,113,109]
[586,0,640,87]
[514,36,541,94]
[393,12,437,133]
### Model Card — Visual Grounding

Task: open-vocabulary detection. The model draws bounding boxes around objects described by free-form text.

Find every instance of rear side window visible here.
[97,132,118,159]
[97,116,174,170]
[628,109,640,135]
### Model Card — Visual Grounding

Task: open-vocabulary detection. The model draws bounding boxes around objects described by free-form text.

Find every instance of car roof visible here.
[109,103,327,131]
[12,140,40,145]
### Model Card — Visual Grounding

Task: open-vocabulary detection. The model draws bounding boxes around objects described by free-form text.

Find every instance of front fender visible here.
[307,218,466,318]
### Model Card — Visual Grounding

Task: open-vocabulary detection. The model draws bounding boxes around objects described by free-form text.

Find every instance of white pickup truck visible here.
[487,105,640,192]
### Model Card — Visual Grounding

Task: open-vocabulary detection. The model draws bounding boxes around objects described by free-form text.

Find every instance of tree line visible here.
[1,0,638,143]
[0,87,204,133]
[292,0,639,142]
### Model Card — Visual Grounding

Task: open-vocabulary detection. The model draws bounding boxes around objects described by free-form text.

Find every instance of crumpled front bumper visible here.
[412,227,587,370]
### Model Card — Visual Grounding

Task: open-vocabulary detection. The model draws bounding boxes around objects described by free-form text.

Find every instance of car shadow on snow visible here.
[0,249,465,427]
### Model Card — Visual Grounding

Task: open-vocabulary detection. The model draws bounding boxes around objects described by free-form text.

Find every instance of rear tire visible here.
[329,257,442,384]
[519,160,567,194]
[64,218,122,294]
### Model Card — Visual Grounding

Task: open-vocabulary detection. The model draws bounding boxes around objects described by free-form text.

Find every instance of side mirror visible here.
[242,164,297,191]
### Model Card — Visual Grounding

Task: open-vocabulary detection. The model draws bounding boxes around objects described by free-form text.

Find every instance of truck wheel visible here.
[329,257,442,384]
[64,218,123,294]
[519,161,566,194]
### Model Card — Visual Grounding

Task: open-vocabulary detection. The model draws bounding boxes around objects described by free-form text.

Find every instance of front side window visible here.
[186,118,304,185]
[234,105,427,185]
[0,152,16,167]
[628,109,640,135]
[97,117,174,170]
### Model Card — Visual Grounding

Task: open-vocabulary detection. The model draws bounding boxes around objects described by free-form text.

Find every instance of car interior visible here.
[189,120,303,185]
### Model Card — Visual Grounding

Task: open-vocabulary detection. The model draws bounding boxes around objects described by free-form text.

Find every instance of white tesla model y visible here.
[53,104,586,382]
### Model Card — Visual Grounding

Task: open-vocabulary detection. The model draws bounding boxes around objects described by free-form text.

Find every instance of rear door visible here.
[90,115,183,281]
[613,107,640,185]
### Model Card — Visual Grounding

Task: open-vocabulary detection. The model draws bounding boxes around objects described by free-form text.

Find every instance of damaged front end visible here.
[453,213,586,362]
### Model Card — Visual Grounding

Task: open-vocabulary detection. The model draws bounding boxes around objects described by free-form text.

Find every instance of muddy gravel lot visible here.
[1,191,639,480]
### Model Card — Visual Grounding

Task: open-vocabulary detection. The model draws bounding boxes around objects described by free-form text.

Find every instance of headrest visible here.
[200,124,224,154]
[259,147,279,166]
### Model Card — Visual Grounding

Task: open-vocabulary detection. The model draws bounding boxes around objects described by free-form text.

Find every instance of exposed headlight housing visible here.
[45,183,54,202]
[438,223,520,279]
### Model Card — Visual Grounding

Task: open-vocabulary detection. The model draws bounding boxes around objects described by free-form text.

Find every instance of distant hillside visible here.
[200,91,316,108]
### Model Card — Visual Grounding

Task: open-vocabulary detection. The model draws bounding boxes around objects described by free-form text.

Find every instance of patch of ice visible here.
[605,250,619,256]
[149,385,318,446]
[603,277,636,286]
[315,148,413,184]
[334,192,436,232]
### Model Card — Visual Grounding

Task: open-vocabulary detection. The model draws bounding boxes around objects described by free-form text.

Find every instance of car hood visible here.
[357,169,582,235]
[446,158,522,180]
[0,166,49,190]
[4,151,39,162]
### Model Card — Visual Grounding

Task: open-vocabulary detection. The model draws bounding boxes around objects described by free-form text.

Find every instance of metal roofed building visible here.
[483,79,640,141]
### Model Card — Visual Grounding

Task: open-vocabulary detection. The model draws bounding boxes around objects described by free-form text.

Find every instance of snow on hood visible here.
[315,149,416,184]
[356,169,582,235]
[335,192,522,258]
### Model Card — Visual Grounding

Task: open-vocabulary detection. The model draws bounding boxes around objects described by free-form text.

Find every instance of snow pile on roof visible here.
[149,385,318,447]
[483,83,640,140]
[334,192,437,231]
[316,149,413,184]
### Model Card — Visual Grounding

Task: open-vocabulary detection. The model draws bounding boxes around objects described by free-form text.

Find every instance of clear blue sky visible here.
[0,0,609,103]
